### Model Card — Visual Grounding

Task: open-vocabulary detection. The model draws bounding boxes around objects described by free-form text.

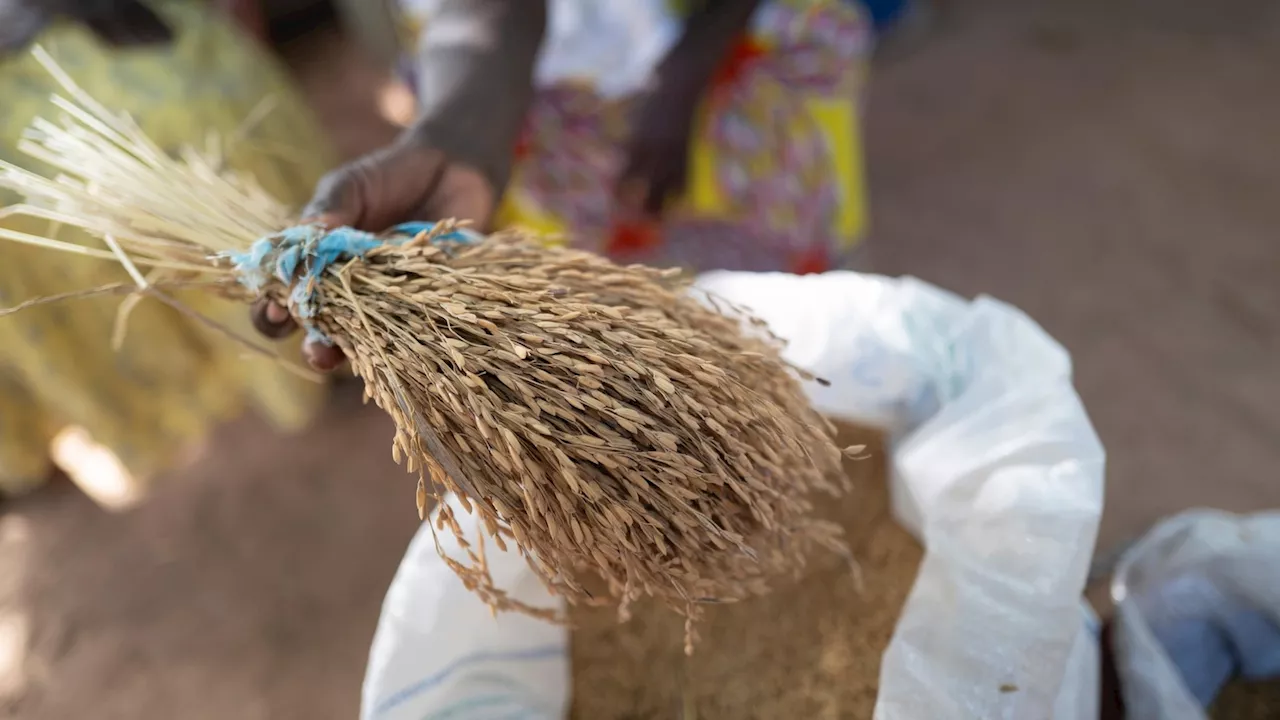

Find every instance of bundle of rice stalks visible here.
[0,49,860,645]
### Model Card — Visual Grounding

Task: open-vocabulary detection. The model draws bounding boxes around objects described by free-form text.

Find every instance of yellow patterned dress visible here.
[395,0,871,274]
[0,2,332,501]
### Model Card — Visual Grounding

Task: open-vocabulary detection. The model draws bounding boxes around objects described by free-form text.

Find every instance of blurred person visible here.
[0,0,333,503]
[258,0,873,370]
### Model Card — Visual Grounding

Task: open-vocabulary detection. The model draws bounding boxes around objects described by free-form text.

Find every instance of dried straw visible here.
[0,48,861,645]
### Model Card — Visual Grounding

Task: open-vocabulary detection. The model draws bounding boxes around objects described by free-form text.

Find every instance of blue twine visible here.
[224,221,479,345]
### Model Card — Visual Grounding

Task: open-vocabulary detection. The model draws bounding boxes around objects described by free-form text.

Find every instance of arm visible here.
[404,0,547,197]
[619,0,762,217]
[653,0,763,98]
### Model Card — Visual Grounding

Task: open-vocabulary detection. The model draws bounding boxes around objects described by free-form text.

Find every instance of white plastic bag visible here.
[361,493,569,720]
[361,271,1106,719]
[1110,510,1280,720]
[696,271,1105,720]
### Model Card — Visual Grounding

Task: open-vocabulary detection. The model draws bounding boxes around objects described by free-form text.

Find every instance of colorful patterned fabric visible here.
[0,1,333,495]
[396,0,872,275]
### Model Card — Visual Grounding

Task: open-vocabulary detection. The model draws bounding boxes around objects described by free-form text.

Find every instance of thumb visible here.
[302,143,452,232]
[252,166,360,343]
[302,337,346,373]
[428,164,497,231]
[301,166,362,228]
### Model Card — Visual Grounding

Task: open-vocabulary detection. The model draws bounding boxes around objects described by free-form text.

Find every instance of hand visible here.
[615,84,700,220]
[1,0,173,53]
[252,137,496,372]
[615,0,762,219]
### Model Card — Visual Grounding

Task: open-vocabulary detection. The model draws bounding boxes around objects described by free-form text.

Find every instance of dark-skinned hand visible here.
[615,81,701,221]
[251,136,495,372]
[615,0,764,219]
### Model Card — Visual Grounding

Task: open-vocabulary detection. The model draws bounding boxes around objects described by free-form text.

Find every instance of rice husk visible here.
[570,422,922,719]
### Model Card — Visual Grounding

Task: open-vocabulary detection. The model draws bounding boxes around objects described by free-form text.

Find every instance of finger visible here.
[301,168,361,228]
[250,297,297,339]
[643,179,671,218]
[427,165,496,230]
[614,174,651,218]
[365,145,449,230]
[302,338,346,373]
[303,144,452,232]
[264,301,290,325]
[644,160,691,218]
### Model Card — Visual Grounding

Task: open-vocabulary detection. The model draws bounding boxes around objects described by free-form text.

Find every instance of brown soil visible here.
[569,422,922,719]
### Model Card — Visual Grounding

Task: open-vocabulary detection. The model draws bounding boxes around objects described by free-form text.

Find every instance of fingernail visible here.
[303,341,346,373]
[251,297,297,339]
[264,302,290,324]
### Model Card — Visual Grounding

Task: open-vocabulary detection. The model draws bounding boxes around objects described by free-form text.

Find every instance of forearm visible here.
[655,0,762,92]
[406,0,547,195]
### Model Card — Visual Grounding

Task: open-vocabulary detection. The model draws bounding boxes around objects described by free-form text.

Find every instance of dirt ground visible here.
[2,0,1279,717]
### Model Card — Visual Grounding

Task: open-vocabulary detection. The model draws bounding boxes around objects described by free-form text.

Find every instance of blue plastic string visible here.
[225,221,479,344]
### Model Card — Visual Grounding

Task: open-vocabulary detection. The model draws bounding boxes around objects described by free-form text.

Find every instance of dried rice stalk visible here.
[0,48,860,647]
